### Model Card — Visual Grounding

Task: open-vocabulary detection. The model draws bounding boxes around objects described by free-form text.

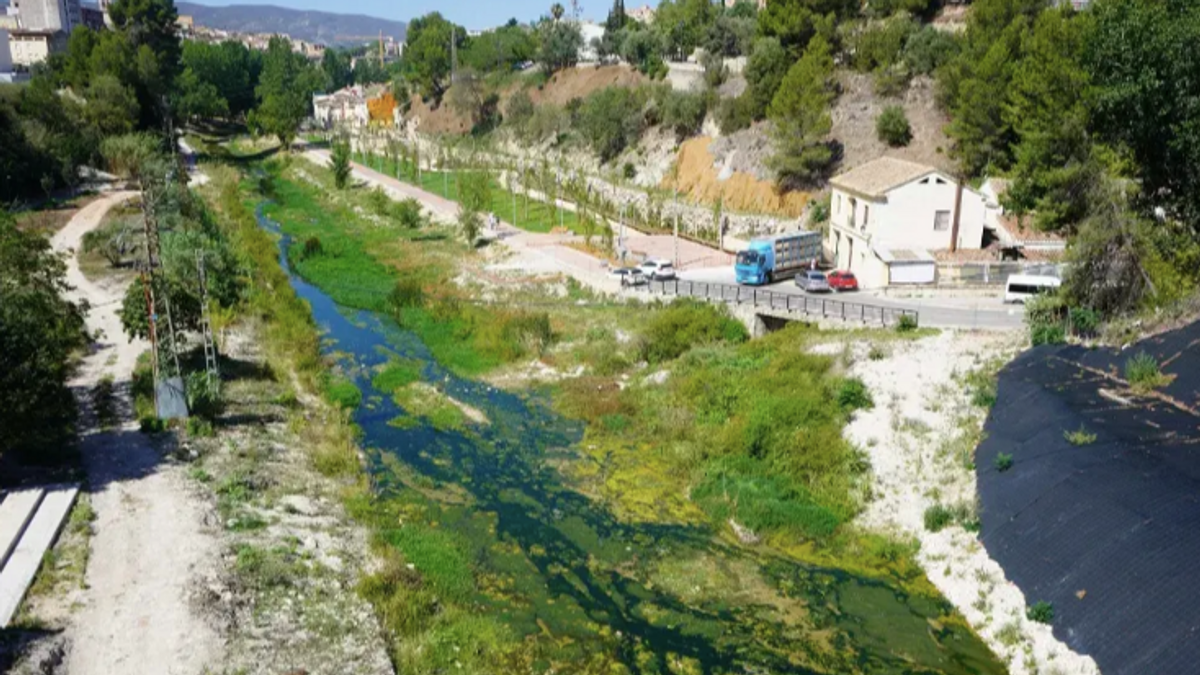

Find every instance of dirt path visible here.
[50,192,222,675]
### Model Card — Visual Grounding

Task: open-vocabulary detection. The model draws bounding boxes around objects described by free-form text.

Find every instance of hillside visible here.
[176,2,406,46]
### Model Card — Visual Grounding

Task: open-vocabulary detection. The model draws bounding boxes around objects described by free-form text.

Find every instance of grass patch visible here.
[322,374,362,411]
[1063,425,1097,446]
[372,359,423,392]
[923,502,978,533]
[1125,351,1173,393]
[994,452,1014,472]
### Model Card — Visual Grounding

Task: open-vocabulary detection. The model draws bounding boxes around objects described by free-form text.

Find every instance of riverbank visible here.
[226,152,1008,673]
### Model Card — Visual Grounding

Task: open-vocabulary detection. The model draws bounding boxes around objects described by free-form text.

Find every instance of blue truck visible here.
[734,231,823,285]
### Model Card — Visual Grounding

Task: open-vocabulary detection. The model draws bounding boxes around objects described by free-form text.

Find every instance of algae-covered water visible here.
[258,205,1005,674]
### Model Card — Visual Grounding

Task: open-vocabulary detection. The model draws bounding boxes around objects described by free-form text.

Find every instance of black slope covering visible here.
[976,322,1200,675]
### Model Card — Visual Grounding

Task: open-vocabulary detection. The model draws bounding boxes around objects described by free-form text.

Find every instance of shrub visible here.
[836,377,874,412]
[876,105,913,147]
[852,14,919,74]
[994,452,1013,472]
[393,198,423,229]
[701,50,728,88]
[1031,323,1066,346]
[1027,601,1054,624]
[623,162,637,180]
[923,504,954,532]
[139,415,166,433]
[388,278,425,311]
[964,369,997,408]
[367,186,391,216]
[1068,306,1100,337]
[659,89,708,142]
[577,86,648,162]
[1063,425,1097,446]
[185,371,224,419]
[717,94,756,134]
[896,314,918,332]
[331,139,352,189]
[903,26,961,76]
[1125,351,1171,392]
[301,236,322,259]
[505,90,535,130]
[639,300,749,364]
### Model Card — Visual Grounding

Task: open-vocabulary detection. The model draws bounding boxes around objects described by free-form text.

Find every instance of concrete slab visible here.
[0,485,79,627]
[0,490,44,570]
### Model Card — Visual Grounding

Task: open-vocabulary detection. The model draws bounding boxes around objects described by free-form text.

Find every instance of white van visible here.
[1004,274,1061,304]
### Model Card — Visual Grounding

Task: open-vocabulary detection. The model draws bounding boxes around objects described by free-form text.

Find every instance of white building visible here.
[827,157,987,287]
[312,85,369,129]
[9,0,80,32]
[8,28,64,67]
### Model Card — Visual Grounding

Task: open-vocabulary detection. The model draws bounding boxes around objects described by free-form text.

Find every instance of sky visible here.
[184,0,610,31]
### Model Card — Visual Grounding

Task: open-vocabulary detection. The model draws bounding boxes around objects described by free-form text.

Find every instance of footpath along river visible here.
[257,203,1006,674]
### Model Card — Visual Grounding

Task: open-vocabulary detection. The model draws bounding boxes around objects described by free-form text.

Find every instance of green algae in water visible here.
[258,201,1007,674]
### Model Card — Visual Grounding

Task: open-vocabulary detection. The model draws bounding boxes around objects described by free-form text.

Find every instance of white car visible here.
[639,259,676,281]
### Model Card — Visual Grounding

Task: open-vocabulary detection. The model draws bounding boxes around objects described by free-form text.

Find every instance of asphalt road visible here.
[677,267,1026,331]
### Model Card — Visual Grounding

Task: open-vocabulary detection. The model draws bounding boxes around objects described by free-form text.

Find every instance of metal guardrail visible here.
[641,279,919,327]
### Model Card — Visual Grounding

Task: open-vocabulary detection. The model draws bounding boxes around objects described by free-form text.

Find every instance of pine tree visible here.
[767,36,837,189]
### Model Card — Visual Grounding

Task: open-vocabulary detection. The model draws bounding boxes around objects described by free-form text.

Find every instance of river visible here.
[257,203,1005,674]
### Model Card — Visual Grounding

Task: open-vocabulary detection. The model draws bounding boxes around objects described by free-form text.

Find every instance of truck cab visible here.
[735,241,774,285]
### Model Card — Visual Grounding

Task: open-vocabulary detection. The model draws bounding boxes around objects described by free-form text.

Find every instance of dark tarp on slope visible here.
[975,322,1200,675]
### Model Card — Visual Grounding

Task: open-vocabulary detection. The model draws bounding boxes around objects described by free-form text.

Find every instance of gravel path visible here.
[51,191,222,675]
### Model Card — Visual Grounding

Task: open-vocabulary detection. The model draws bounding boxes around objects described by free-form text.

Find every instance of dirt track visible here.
[50,191,221,675]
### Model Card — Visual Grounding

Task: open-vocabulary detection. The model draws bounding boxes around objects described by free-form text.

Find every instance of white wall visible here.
[882,176,986,251]
[10,35,50,67]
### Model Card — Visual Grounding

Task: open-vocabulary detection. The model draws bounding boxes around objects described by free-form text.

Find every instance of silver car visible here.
[609,266,646,287]
[795,270,831,292]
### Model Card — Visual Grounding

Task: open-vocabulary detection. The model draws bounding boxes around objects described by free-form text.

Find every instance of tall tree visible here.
[756,0,857,55]
[0,212,89,463]
[403,12,461,100]
[251,37,320,149]
[322,49,353,91]
[107,0,182,128]
[767,35,837,189]
[537,18,584,74]
[606,0,627,32]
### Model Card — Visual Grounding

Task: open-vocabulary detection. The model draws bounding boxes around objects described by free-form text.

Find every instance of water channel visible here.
[257,203,1006,674]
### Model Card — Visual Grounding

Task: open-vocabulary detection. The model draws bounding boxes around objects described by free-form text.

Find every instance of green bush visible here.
[1063,425,1097,446]
[1068,306,1100,336]
[659,89,709,142]
[1027,601,1054,624]
[367,186,391,216]
[837,377,874,412]
[301,236,322,259]
[717,94,756,134]
[1125,351,1170,392]
[923,504,954,532]
[1031,323,1066,346]
[577,86,648,162]
[852,14,920,74]
[639,300,749,364]
[964,369,997,408]
[139,415,166,433]
[185,371,224,420]
[1026,294,1067,345]
[897,314,918,332]
[504,90,535,129]
[902,25,960,75]
[623,162,637,179]
[876,105,913,147]
[393,198,423,229]
[994,452,1013,472]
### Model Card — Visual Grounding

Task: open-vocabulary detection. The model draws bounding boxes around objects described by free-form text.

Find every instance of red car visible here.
[826,270,859,291]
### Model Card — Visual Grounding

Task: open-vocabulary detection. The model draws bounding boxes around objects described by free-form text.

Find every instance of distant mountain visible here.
[176,2,406,46]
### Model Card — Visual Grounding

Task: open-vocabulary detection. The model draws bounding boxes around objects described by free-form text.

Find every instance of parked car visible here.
[795,270,831,292]
[826,270,859,292]
[609,266,646,287]
[640,259,676,281]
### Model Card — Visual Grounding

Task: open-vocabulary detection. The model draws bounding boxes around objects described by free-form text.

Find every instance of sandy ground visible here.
[50,192,222,675]
[833,331,1100,675]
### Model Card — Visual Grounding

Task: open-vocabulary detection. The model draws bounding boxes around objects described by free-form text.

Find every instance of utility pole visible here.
[673,187,679,267]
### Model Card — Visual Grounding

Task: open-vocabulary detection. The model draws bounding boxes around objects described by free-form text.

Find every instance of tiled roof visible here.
[831,157,939,199]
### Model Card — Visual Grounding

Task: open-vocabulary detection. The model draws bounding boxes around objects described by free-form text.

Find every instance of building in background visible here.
[9,0,81,32]
[0,28,12,71]
[8,28,66,67]
[626,4,655,23]
[79,4,103,30]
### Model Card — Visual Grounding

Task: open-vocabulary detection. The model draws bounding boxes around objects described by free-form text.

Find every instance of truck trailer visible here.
[734,231,823,285]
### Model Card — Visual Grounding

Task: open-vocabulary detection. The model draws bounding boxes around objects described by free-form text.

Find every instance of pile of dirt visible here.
[830,71,955,174]
[662,136,810,218]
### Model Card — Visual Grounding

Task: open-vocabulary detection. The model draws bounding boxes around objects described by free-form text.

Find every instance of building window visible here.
[864,205,870,226]
[934,210,951,231]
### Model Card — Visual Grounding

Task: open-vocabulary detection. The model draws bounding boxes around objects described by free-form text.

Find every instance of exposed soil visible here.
[830,71,955,174]
[664,136,810,218]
